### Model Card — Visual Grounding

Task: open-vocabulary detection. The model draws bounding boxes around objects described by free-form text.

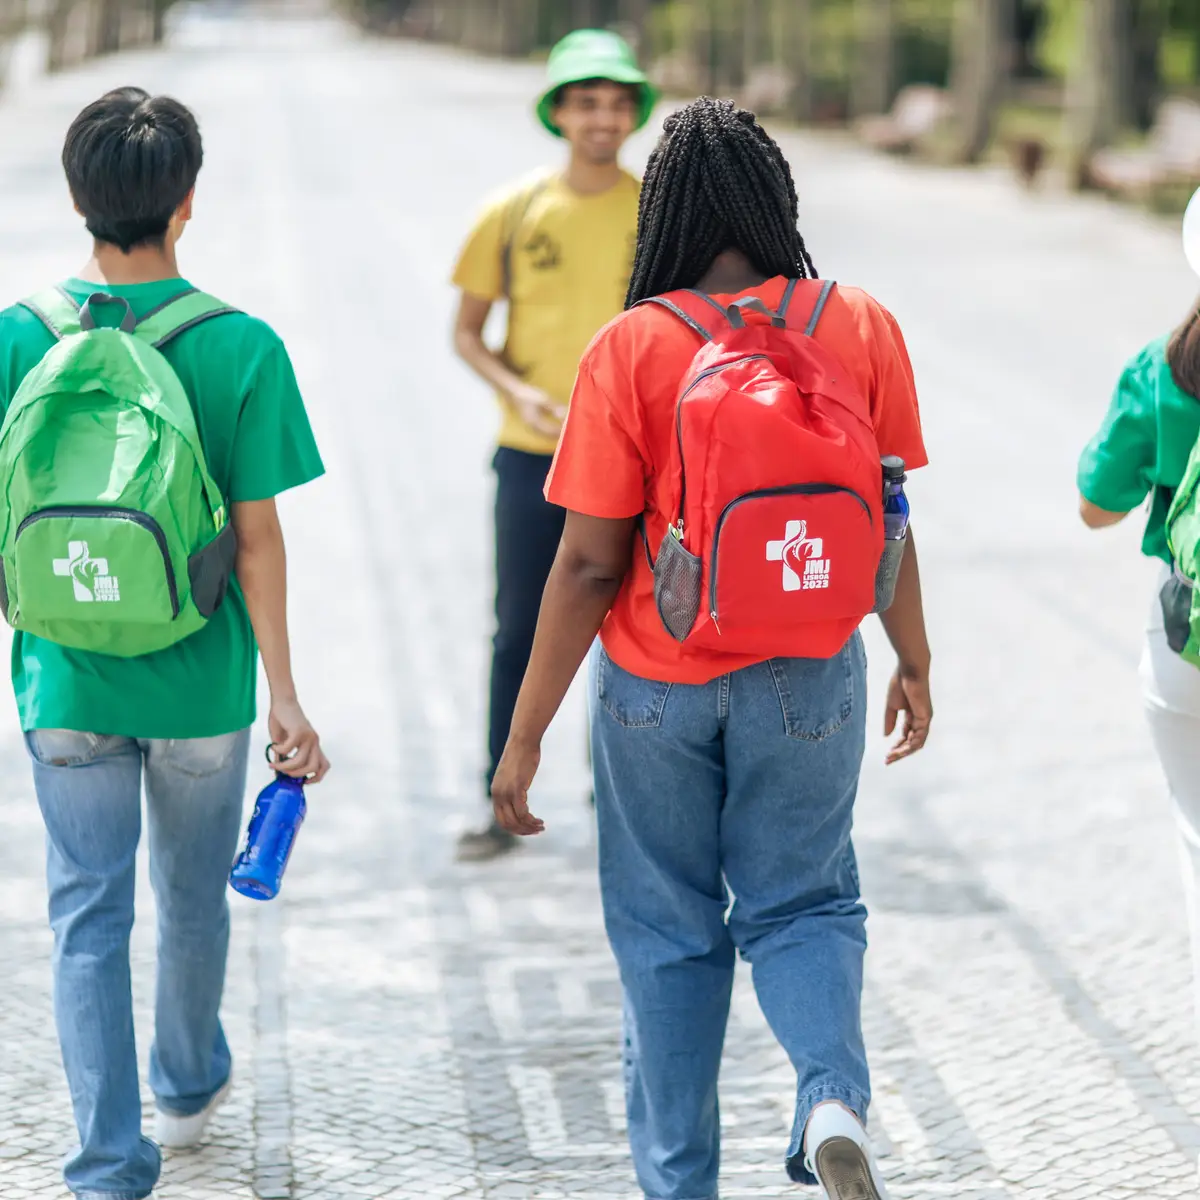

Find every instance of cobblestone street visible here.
[2,7,1200,1197]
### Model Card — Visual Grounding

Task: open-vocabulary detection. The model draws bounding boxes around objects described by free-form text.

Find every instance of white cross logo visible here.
[766,520,826,592]
[53,540,112,603]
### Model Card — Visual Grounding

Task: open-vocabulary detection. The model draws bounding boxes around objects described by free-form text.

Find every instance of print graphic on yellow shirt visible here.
[452,169,640,455]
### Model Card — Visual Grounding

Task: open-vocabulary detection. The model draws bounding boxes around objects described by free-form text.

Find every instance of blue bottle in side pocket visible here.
[873,456,909,612]
[882,455,910,541]
[229,761,307,901]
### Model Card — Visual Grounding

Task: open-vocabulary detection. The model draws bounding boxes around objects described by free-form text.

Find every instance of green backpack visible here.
[0,287,239,658]
[1164,437,1200,666]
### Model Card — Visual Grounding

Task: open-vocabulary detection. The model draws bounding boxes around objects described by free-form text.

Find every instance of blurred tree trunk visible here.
[715,0,741,90]
[617,0,650,53]
[463,0,495,52]
[1,0,29,37]
[438,0,468,44]
[94,0,121,56]
[0,0,28,92]
[777,0,813,122]
[47,0,73,70]
[692,0,716,94]
[1130,0,1165,131]
[948,0,1014,164]
[851,0,894,118]
[743,0,764,90]
[571,0,602,27]
[497,0,537,55]
[152,0,170,44]
[1064,0,1129,187]
[547,0,573,43]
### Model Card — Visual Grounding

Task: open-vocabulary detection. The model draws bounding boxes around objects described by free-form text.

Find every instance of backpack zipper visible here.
[16,506,180,618]
[708,484,872,628]
[673,354,772,536]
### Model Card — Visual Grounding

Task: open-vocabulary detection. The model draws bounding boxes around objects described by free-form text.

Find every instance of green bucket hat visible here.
[536,29,659,138]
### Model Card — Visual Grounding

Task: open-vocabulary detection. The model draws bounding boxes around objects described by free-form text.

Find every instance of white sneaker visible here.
[154,1076,232,1150]
[804,1101,891,1200]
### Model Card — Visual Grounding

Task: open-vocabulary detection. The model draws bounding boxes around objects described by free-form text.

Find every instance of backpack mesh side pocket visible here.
[872,534,907,614]
[654,531,702,642]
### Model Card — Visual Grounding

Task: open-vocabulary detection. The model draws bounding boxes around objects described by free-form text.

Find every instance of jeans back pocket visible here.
[768,637,861,742]
[596,647,673,729]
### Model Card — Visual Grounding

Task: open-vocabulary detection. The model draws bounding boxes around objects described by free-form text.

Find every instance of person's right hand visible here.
[268,697,331,783]
[883,662,932,765]
[491,736,545,837]
[509,383,567,439]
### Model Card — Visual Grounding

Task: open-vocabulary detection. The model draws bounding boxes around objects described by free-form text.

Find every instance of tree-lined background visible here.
[4,0,1200,204]
[0,0,169,79]
[355,0,1200,200]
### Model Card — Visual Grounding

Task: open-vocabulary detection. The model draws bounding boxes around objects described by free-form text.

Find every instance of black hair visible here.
[550,77,643,110]
[62,87,203,254]
[626,97,817,307]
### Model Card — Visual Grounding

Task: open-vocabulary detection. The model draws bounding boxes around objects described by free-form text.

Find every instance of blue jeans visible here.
[26,728,251,1200]
[589,640,870,1200]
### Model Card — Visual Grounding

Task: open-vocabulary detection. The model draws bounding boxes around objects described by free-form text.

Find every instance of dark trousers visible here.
[487,448,565,791]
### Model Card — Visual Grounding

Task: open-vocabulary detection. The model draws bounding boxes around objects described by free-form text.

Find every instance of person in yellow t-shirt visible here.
[451,29,656,861]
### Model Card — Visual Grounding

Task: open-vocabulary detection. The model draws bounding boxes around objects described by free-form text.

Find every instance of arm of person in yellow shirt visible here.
[453,292,566,439]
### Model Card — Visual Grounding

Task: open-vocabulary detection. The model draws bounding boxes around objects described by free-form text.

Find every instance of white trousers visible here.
[1141,568,1200,1023]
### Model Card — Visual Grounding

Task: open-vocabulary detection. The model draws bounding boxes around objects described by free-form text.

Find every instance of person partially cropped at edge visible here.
[0,88,328,1200]
[450,30,656,861]
[1077,296,1200,1091]
[491,98,933,1200]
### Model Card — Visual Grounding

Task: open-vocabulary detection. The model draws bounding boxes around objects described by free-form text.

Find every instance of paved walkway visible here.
[1,7,1200,1197]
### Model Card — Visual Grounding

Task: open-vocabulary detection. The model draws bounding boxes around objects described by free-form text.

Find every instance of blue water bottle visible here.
[874,456,910,612]
[882,455,910,541]
[229,747,307,901]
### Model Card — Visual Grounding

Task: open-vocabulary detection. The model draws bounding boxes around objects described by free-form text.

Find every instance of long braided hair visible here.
[626,97,817,308]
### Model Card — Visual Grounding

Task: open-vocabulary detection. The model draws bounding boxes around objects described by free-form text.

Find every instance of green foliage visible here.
[895,0,955,87]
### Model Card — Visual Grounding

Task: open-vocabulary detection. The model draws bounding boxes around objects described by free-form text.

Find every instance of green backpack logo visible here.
[0,286,239,658]
[1164,436,1200,666]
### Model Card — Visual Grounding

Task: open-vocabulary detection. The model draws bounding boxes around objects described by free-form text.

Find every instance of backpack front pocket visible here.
[13,507,179,624]
[703,485,877,650]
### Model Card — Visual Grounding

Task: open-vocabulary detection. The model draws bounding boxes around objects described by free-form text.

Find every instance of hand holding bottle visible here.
[268,696,330,782]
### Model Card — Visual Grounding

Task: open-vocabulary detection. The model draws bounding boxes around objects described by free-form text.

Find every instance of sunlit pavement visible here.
[0,7,1198,1196]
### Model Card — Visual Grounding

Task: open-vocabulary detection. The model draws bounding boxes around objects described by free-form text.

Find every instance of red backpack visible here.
[638,279,885,659]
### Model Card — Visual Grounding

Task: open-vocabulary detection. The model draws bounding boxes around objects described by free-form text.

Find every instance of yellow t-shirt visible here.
[452,169,640,455]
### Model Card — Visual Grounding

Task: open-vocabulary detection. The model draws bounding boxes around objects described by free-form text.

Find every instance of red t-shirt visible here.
[545,277,928,685]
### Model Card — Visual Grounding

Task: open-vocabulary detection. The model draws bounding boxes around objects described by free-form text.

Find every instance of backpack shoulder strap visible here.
[653,283,815,336]
[136,290,237,529]
[786,278,836,337]
[19,286,84,340]
[501,175,553,299]
[133,289,240,349]
[632,291,718,342]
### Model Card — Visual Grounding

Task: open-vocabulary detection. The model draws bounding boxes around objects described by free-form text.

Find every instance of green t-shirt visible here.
[1078,335,1200,564]
[0,277,324,738]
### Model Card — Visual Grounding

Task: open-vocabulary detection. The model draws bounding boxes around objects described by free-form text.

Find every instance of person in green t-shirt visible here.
[0,88,328,1200]
[1077,305,1200,1045]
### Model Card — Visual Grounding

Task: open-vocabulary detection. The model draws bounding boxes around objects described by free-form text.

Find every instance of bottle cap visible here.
[266,743,307,786]
[881,455,906,479]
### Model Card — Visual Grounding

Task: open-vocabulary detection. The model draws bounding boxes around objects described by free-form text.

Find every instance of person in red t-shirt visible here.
[491,98,933,1200]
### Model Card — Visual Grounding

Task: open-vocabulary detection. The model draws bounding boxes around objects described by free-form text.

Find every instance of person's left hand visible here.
[883,662,932,765]
[491,738,546,835]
